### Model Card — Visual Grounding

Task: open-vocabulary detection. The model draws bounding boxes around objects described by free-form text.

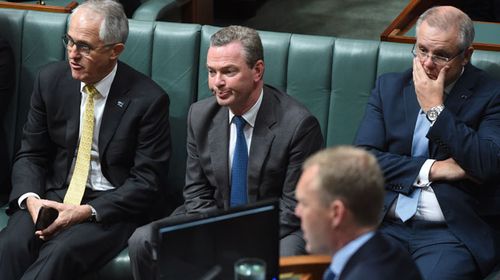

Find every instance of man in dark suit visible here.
[0,34,14,201]
[355,6,500,279]
[295,146,422,280]
[0,0,171,279]
[128,25,323,280]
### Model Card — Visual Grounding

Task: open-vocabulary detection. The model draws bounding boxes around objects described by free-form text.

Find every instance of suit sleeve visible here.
[427,85,500,183]
[354,75,426,195]
[280,114,324,237]
[182,105,219,213]
[10,70,52,206]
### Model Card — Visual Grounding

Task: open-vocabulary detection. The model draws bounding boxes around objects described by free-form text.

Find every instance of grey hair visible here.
[416,6,474,51]
[73,0,129,44]
[210,25,264,68]
[303,146,385,227]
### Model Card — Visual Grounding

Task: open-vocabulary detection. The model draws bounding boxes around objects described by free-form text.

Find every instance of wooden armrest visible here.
[280,255,331,280]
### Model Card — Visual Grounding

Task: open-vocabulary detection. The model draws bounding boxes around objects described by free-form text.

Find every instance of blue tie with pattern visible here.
[230,116,248,206]
[395,110,430,222]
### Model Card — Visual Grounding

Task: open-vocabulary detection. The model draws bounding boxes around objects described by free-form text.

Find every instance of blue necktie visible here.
[323,268,336,280]
[395,110,430,222]
[230,116,248,206]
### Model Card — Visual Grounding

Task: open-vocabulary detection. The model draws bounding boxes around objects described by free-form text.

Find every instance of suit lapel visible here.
[403,82,421,154]
[66,77,82,173]
[99,63,130,155]
[443,65,476,113]
[247,88,276,202]
[209,108,230,204]
[429,65,477,158]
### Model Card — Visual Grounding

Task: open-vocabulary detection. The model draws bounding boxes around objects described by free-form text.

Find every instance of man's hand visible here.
[412,57,448,112]
[34,200,92,240]
[429,158,467,181]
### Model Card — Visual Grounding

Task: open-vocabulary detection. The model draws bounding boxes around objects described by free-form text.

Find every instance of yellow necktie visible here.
[64,85,99,205]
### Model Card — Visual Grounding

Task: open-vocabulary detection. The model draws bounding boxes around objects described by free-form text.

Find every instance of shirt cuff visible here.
[18,193,41,209]
[414,159,435,187]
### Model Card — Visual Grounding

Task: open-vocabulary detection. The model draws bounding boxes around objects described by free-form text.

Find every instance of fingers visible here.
[36,221,59,240]
[436,65,449,86]
[40,199,61,209]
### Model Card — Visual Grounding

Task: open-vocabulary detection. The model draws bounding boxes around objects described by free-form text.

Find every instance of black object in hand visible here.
[35,207,59,230]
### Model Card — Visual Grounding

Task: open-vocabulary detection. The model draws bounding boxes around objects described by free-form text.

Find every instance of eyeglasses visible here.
[411,45,464,66]
[62,35,116,56]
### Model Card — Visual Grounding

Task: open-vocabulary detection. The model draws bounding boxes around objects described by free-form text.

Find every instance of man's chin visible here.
[215,96,233,107]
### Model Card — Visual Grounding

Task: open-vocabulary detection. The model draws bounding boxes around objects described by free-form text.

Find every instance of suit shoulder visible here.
[38,61,70,77]
[342,233,421,280]
[264,85,316,119]
[376,69,412,85]
[469,65,500,91]
[117,61,167,98]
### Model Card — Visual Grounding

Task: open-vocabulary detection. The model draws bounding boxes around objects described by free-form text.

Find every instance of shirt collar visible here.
[330,231,375,277]
[228,88,264,127]
[80,63,118,99]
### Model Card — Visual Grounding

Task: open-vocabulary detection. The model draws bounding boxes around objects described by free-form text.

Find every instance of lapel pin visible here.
[117,101,124,108]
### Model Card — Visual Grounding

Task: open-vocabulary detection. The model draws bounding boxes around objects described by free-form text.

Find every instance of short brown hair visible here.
[210,25,263,68]
[304,146,384,227]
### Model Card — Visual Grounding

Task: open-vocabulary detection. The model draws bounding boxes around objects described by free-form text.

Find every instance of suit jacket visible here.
[9,61,171,224]
[0,35,14,197]
[339,232,422,280]
[183,85,323,237]
[355,64,500,275]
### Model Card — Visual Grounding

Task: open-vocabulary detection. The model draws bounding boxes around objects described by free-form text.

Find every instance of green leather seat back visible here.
[121,20,155,76]
[197,25,217,100]
[6,11,68,178]
[328,38,379,146]
[287,34,334,139]
[150,21,201,208]
[377,42,413,76]
[259,30,292,92]
[472,50,500,81]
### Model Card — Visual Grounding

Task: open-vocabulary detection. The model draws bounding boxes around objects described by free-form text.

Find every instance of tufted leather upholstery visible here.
[1,8,500,280]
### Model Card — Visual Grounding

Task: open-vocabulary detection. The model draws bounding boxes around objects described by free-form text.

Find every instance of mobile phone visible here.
[35,207,59,230]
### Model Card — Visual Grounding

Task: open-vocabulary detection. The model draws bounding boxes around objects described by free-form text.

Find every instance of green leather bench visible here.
[1,8,500,280]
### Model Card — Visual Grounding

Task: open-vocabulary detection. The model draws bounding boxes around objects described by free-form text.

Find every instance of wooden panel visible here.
[182,0,213,24]
[280,255,330,280]
[0,1,77,13]
[381,0,500,51]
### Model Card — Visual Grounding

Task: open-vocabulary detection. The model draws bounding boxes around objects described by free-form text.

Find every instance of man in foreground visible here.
[295,146,421,280]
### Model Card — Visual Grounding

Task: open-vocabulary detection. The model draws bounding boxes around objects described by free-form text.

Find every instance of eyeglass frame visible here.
[411,44,465,66]
[62,34,118,56]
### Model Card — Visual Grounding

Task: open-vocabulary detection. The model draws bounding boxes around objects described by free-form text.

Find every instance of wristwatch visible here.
[88,205,98,222]
[426,104,444,123]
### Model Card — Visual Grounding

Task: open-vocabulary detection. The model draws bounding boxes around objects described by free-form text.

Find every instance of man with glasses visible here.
[0,0,171,279]
[355,6,500,279]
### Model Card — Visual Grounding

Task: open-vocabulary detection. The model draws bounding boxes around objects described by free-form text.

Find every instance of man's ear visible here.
[329,199,346,228]
[110,43,125,60]
[462,46,474,66]
[253,60,265,82]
